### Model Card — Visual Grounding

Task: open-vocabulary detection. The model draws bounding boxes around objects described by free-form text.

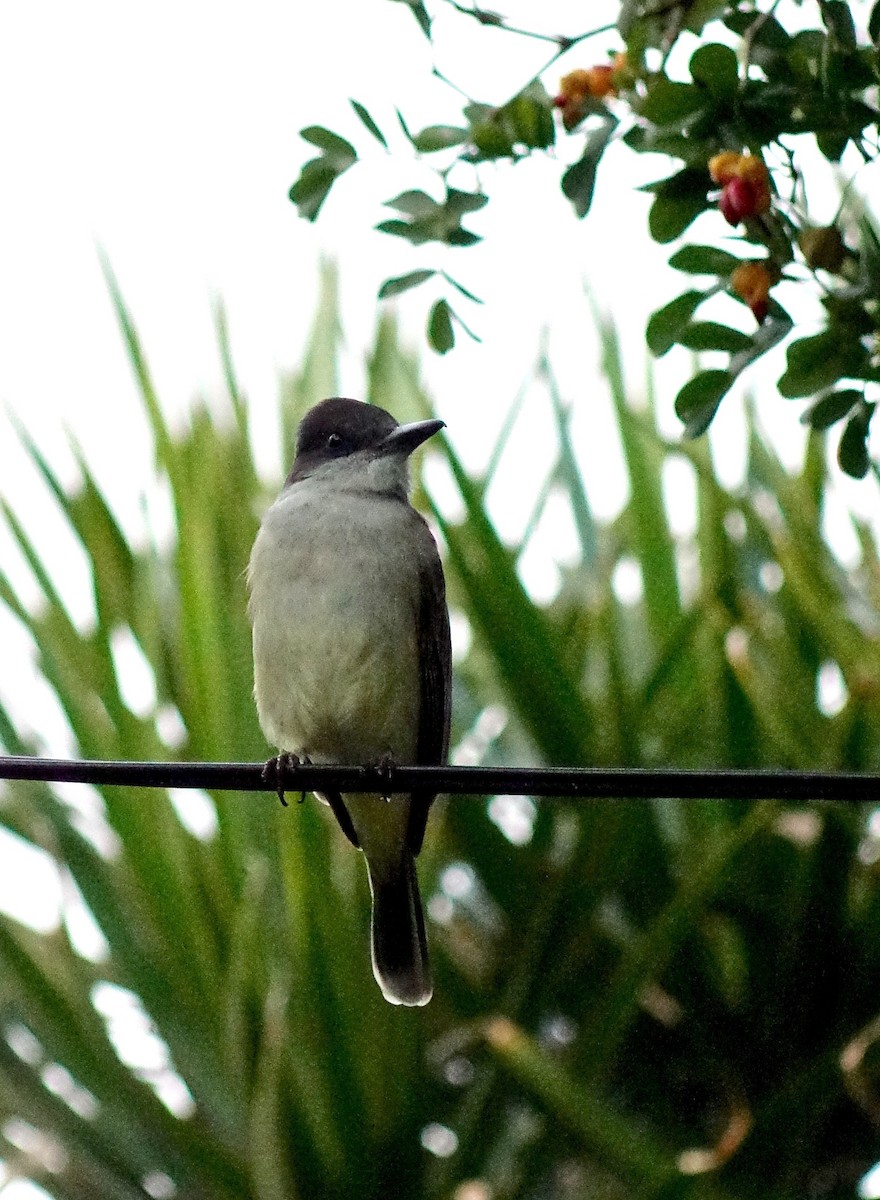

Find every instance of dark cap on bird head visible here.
[288,397,445,485]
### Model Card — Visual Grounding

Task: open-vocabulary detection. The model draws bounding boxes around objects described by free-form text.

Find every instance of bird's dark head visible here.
[286,397,444,492]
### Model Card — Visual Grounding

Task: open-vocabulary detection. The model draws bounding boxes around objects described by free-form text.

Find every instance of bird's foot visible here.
[262,752,309,807]
[372,751,396,801]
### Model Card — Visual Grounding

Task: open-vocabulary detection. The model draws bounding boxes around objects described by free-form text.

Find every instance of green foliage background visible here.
[0,267,879,1197]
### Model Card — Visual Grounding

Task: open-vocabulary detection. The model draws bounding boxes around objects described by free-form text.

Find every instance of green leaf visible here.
[445,189,489,217]
[471,121,516,159]
[816,132,849,162]
[837,403,874,477]
[669,244,742,275]
[649,194,707,242]
[543,357,597,566]
[787,29,827,85]
[300,127,357,163]
[624,124,710,164]
[644,168,711,243]
[646,290,708,355]
[819,45,876,94]
[350,100,388,147]
[376,188,484,247]
[678,321,752,353]
[727,15,793,81]
[377,269,436,299]
[463,101,494,126]
[778,328,867,398]
[423,436,593,766]
[726,10,790,50]
[642,166,711,199]
[289,158,342,221]
[446,228,481,247]
[390,0,431,38]
[871,0,880,43]
[288,126,360,224]
[412,124,468,152]
[485,1021,678,1188]
[819,1,856,47]
[582,802,779,1080]
[674,369,732,436]
[396,108,415,144]
[466,82,555,159]
[506,89,555,150]
[594,308,682,640]
[801,388,862,430]
[375,218,425,242]
[428,298,454,353]
[637,77,705,126]
[682,0,727,35]
[562,120,615,218]
[689,43,739,99]
[385,189,439,217]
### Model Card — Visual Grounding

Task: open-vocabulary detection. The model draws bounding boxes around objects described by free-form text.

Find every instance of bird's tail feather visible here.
[367,852,432,1007]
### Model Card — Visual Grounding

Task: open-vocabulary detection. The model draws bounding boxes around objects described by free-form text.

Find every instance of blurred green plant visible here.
[288,0,880,476]
[0,266,879,1198]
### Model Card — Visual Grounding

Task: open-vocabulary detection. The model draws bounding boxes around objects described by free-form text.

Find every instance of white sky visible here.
[0,3,655,587]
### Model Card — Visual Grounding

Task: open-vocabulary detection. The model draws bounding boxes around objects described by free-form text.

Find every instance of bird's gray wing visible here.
[408,515,452,856]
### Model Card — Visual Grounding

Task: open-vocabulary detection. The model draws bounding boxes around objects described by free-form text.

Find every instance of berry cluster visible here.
[553,56,627,131]
[708,152,772,227]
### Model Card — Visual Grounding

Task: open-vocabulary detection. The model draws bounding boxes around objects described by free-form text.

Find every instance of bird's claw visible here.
[262,752,307,807]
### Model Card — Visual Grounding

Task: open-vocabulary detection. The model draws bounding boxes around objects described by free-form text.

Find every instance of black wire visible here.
[0,756,878,801]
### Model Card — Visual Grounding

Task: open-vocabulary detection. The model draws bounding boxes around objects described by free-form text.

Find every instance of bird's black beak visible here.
[380,418,445,456]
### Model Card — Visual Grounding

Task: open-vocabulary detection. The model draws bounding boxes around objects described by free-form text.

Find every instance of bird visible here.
[247,396,451,1006]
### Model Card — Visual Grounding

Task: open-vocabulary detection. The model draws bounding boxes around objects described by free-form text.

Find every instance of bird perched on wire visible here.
[248,397,451,1006]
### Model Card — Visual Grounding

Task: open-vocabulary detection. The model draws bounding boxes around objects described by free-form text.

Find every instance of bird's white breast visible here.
[248,474,423,765]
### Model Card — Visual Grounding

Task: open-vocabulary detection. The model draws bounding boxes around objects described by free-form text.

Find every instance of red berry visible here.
[719,176,757,226]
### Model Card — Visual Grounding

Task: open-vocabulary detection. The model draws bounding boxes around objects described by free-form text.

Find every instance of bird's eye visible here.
[327,433,342,449]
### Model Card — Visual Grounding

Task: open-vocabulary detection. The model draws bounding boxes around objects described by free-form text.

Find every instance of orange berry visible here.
[736,155,767,185]
[556,70,592,105]
[709,151,741,185]
[731,261,773,324]
[556,60,619,107]
[585,64,616,99]
[554,69,590,128]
